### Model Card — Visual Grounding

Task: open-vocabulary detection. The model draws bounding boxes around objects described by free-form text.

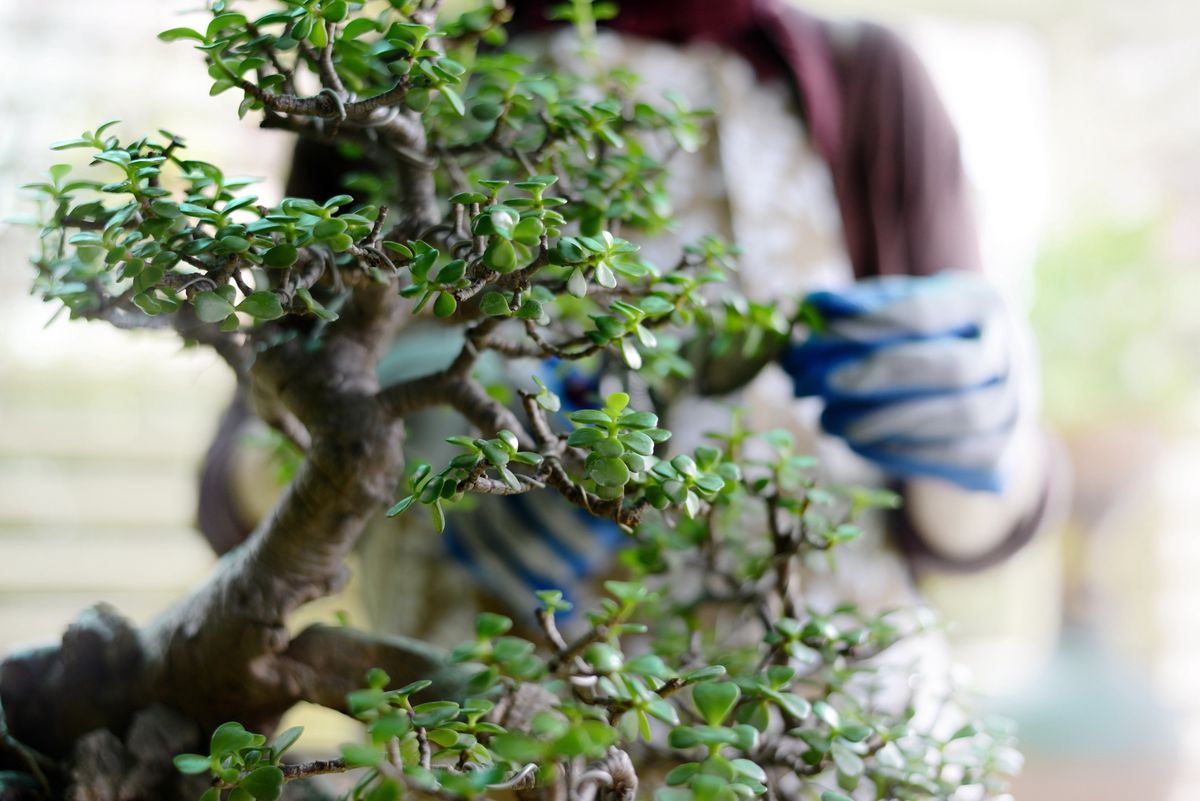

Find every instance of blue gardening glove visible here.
[780,272,1019,492]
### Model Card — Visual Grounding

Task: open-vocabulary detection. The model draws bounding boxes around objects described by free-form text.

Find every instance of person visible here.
[200,0,1055,647]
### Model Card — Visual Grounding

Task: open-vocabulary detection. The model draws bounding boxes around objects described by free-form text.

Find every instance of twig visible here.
[463,474,543,495]
[523,320,604,360]
[418,726,432,771]
[548,625,608,674]
[519,390,561,453]
[246,20,296,95]
[488,763,538,790]
[541,457,643,530]
[316,22,347,95]
[280,758,351,781]
[536,607,569,653]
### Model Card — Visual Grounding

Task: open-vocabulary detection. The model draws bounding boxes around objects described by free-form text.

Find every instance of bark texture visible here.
[0,112,455,798]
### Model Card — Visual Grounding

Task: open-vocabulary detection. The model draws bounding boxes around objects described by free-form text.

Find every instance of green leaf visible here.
[837,723,871,743]
[667,725,738,750]
[490,733,545,763]
[620,337,642,370]
[262,243,298,268]
[211,722,256,756]
[821,794,852,801]
[566,427,605,447]
[475,612,512,638]
[552,720,617,758]
[665,763,701,786]
[619,430,655,456]
[772,692,811,721]
[830,741,864,778]
[296,286,338,321]
[159,27,207,43]
[172,753,211,775]
[513,216,544,246]
[383,240,413,259]
[440,85,466,116]
[426,728,459,748]
[323,194,354,209]
[314,218,348,239]
[433,292,457,318]
[623,653,672,679]
[657,789,693,801]
[242,766,284,801]
[179,202,220,220]
[270,726,304,760]
[343,16,379,38]
[322,0,348,22]
[583,643,624,673]
[682,665,726,683]
[515,298,543,321]
[812,701,840,729]
[396,679,433,696]
[237,291,285,320]
[568,268,588,297]
[479,291,511,317]
[429,500,446,532]
[950,722,979,741]
[483,238,517,273]
[364,668,391,690]
[692,682,740,726]
[150,200,180,218]
[569,409,611,425]
[341,742,385,767]
[308,18,328,48]
[194,291,237,323]
[644,696,681,726]
[671,454,698,477]
[589,455,630,487]
[387,495,416,516]
[605,392,630,412]
[731,723,759,752]
[50,137,93,151]
[347,688,386,718]
[368,713,411,743]
[412,701,460,728]
[730,758,766,783]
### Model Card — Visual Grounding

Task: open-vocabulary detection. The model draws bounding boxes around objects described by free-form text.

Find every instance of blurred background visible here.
[1,1,1197,798]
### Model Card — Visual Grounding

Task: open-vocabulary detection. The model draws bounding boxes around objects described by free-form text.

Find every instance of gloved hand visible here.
[780,272,1020,492]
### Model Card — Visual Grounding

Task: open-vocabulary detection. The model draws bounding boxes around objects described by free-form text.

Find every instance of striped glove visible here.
[780,272,1020,492]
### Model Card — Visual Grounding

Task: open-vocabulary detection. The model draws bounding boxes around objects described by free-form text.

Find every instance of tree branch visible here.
[280,625,467,711]
[444,377,531,445]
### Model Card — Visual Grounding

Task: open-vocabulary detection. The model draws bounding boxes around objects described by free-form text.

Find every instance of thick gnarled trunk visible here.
[0,149,449,797]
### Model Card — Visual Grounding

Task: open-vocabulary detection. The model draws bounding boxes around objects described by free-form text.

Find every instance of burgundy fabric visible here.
[796,13,983,277]
[509,0,982,279]
[509,0,758,44]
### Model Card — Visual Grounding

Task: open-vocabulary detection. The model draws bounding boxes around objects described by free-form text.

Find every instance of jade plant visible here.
[5,2,1020,800]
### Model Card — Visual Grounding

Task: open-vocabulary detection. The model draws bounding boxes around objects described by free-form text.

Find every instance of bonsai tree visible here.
[6,1,1021,800]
